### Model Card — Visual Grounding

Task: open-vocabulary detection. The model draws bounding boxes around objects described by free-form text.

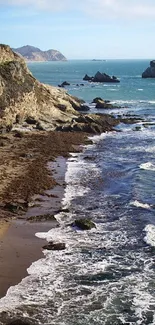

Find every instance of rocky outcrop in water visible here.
[83,71,120,83]
[72,218,96,230]
[142,60,155,78]
[12,45,67,62]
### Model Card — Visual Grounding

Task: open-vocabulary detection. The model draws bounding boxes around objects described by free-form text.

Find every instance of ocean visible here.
[1,60,155,324]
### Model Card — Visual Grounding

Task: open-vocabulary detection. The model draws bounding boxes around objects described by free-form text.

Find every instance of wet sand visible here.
[0,131,87,299]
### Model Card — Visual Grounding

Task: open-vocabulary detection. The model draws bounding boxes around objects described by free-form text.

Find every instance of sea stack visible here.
[142,60,155,78]
[83,71,120,83]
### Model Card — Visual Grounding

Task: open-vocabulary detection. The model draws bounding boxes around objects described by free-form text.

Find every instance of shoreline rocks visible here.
[43,241,66,250]
[58,81,70,87]
[72,218,96,230]
[142,60,155,78]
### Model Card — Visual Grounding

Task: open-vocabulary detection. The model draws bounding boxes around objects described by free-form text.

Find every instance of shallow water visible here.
[1,60,155,324]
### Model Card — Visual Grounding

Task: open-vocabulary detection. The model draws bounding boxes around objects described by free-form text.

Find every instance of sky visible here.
[0,0,155,59]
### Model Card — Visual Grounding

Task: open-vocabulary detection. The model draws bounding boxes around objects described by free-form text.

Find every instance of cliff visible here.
[12,45,67,62]
[0,44,118,134]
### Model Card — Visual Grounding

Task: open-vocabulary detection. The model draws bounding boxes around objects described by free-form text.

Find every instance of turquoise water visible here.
[1,60,155,324]
[28,59,155,102]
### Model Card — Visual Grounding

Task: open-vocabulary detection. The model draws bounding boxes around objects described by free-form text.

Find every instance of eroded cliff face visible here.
[0,44,80,130]
[0,44,118,133]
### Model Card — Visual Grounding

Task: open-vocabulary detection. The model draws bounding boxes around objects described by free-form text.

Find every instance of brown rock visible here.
[43,241,66,250]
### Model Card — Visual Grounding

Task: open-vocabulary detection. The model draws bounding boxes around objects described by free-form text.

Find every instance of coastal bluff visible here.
[12,45,67,62]
[0,44,118,133]
[142,60,155,78]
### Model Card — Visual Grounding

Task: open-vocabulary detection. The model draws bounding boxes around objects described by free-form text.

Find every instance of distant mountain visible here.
[12,45,67,62]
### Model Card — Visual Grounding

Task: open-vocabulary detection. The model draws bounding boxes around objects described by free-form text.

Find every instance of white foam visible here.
[130,200,151,210]
[89,131,114,144]
[140,162,155,171]
[144,224,155,247]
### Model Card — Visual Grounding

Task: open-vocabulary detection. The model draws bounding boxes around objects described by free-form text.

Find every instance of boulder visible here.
[92,97,103,103]
[142,60,155,78]
[43,241,66,250]
[72,218,96,230]
[96,100,113,109]
[27,214,58,223]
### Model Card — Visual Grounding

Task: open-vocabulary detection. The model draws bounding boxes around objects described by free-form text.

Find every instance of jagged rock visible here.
[142,60,155,78]
[83,74,92,81]
[43,241,66,250]
[72,218,96,230]
[83,71,120,83]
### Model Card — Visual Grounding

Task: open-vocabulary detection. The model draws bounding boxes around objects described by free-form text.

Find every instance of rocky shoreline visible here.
[0,44,144,317]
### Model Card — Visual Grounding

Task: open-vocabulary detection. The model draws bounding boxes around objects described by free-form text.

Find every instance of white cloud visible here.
[1,0,155,19]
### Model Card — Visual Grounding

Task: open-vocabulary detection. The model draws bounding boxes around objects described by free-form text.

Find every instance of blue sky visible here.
[0,0,155,59]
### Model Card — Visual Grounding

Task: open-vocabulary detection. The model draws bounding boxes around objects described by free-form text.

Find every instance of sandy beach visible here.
[0,130,87,298]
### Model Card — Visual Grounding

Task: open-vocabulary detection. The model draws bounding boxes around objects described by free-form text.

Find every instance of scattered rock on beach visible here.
[27,214,58,223]
[4,201,28,213]
[72,218,96,230]
[43,241,66,250]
